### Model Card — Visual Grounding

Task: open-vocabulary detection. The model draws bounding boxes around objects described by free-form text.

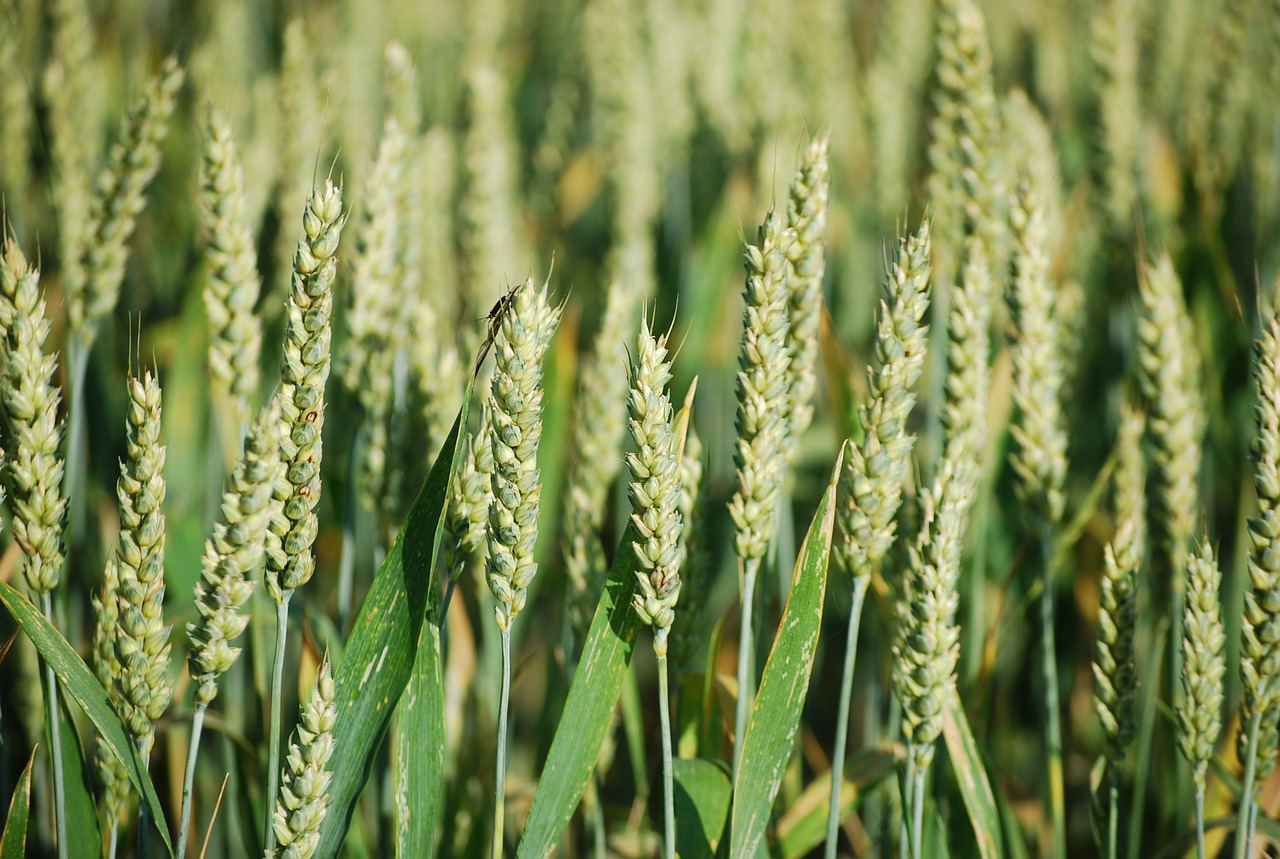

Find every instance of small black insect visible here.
[472,281,520,376]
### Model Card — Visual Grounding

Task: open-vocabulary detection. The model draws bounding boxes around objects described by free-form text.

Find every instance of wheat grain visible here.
[265,180,347,602]
[784,134,831,460]
[113,371,171,755]
[626,318,684,656]
[71,57,184,346]
[266,657,337,859]
[836,220,931,580]
[729,210,796,563]
[199,103,264,431]
[486,277,561,630]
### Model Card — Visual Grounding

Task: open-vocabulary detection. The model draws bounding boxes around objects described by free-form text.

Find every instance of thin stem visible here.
[41,593,67,859]
[589,773,606,859]
[1127,618,1166,859]
[136,740,151,859]
[899,745,913,859]
[732,559,760,783]
[658,654,675,859]
[1171,575,1190,826]
[64,338,90,550]
[265,595,291,849]
[1106,773,1118,859]
[910,752,926,859]
[1234,711,1261,859]
[107,822,118,859]
[494,626,512,859]
[1041,533,1065,859]
[176,702,208,859]
[1194,781,1206,859]
[825,575,870,859]
[441,578,459,629]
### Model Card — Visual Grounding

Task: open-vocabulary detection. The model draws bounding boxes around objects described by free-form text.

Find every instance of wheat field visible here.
[0,0,1278,857]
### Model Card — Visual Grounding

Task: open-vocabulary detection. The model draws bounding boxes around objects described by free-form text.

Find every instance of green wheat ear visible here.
[729,209,796,564]
[626,318,685,657]
[485,276,562,631]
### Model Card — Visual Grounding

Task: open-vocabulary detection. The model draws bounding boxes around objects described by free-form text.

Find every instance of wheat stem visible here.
[494,626,512,859]
[658,654,675,859]
[824,575,869,858]
[733,559,760,783]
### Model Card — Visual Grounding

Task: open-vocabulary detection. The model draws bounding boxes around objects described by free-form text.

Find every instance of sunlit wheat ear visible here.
[271,17,323,306]
[113,370,172,756]
[1092,0,1140,230]
[199,103,263,431]
[461,63,522,314]
[563,270,640,632]
[927,0,1005,274]
[70,57,184,346]
[344,113,409,511]
[783,132,831,460]
[265,181,347,603]
[188,406,284,705]
[941,237,993,493]
[43,0,98,305]
[669,417,708,673]
[387,297,463,530]
[728,209,796,564]
[894,460,975,767]
[442,403,495,586]
[485,277,562,631]
[1136,253,1204,575]
[1241,305,1280,779]
[1177,537,1225,785]
[1008,179,1068,530]
[266,657,337,859]
[91,555,131,825]
[626,318,685,657]
[835,219,931,582]
[1093,404,1144,766]
[0,237,67,597]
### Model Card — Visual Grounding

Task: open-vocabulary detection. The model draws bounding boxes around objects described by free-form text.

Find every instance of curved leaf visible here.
[673,757,731,859]
[941,688,1004,859]
[0,582,173,856]
[393,618,446,856]
[0,748,34,859]
[315,381,472,859]
[729,446,844,857]
[515,529,643,859]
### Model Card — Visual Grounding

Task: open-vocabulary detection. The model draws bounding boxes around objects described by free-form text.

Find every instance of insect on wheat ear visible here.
[472,281,522,377]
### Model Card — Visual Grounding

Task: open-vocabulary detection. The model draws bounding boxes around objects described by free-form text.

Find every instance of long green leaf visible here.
[672,757,732,859]
[315,381,472,859]
[56,691,101,850]
[941,688,1004,859]
[0,582,173,856]
[515,529,643,859]
[729,447,844,857]
[392,618,446,856]
[0,748,34,859]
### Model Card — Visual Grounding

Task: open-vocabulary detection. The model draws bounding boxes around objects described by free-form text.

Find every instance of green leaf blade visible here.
[392,619,446,857]
[0,582,173,856]
[315,385,471,859]
[0,748,35,859]
[672,757,731,859]
[941,688,1004,859]
[729,447,843,858]
[515,530,643,859]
